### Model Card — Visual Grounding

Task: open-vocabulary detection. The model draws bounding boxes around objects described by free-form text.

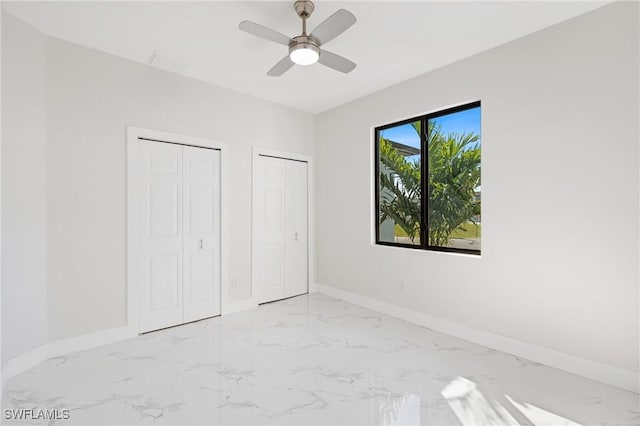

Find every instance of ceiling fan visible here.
[239,0,357,77]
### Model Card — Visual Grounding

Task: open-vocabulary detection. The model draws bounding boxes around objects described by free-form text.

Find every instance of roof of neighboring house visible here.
[389,140,420,157]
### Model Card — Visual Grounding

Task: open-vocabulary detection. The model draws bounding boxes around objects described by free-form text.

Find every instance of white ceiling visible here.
[3,1,607,113]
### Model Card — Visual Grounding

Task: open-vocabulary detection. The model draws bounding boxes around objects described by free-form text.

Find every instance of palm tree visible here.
[379,121,480,246]
[379,136,422,242]
[427,126,480,246]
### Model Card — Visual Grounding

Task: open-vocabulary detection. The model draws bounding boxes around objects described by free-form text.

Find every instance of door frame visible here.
[127,126,229,334]
[251,147,314,304]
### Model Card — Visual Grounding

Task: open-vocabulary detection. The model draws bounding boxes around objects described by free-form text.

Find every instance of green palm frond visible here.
[379,121,481,246]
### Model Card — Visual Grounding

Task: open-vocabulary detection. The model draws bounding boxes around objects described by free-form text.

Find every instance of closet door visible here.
[254,156,287,303]
[284,160,308,298]
[182,146,221,322]
[139,141,184,332]
[253,155,308,304]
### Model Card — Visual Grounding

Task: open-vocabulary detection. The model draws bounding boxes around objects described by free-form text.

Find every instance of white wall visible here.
[316,2,639,375]
[1,12,48,363]
[44,32,315,342]
[1,11,315,353]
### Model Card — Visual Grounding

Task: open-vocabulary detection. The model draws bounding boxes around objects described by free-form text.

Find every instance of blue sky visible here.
[380,106,481,149]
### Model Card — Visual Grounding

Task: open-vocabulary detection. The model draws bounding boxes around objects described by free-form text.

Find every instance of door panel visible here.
[188,185,214,233]
[285,160,308,298]
[182,146,221,322]
[255,156,286,303]
[149,184,180,236]
[265,189,283,230]
[188,253,214,301]
[263,244,285,294]
[139,141,184,332]
[150,254,180,310]
[254,155,308,304]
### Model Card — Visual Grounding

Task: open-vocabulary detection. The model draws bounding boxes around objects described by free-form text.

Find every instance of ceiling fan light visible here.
[289,42,319,65]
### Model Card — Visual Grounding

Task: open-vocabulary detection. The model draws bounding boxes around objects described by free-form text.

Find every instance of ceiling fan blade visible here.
[239,21,293,46]
[267,55,295,77]
[310,9,356,46]
[318,49,356,74]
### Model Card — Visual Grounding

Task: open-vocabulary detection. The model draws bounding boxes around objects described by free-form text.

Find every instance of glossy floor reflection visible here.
[2,293,638,425]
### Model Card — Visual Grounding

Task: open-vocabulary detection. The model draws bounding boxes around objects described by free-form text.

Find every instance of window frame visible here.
[374,101,481,255]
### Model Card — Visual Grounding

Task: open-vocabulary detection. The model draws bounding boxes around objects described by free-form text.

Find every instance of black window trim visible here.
[374,100,481,255]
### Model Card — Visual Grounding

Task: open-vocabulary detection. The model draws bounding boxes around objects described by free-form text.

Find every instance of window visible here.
[375,101,481,254]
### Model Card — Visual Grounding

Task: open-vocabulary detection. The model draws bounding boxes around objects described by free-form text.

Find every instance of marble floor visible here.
[2,293,638,425]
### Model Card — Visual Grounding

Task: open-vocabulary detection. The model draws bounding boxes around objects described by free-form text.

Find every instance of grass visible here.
[449,222,481,239]
[393,225,411,238]
[394,222,481,239]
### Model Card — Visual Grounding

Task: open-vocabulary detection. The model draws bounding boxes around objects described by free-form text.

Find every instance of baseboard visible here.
[1,344,48,391]
[315,283,639,394]
[2,300,258,391]
[223,298,258,315]
[46,325,134,359]
[2,325,132,392]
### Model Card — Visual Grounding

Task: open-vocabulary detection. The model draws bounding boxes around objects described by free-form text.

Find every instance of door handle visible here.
[294,232,298,241]
[199,239,204,250]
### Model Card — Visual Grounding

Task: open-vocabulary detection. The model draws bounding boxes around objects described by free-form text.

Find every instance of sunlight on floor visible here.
[379,393,421,426]
[505,395,582,426]
[442,377,583,426]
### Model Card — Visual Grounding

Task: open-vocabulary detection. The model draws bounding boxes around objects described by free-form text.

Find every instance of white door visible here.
[284,160,308,298]
[138,141,221,333]
[254,156,286,303]
[182,146,221,322]
[139,141,184,332]
[254,155,308,304]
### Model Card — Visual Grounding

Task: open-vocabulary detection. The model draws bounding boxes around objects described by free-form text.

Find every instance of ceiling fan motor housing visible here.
[289,35,320,65]
[289,36,319,54]
[294,0,315,19]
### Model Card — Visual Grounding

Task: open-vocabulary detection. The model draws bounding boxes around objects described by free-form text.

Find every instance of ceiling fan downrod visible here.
[294,0,315,35]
